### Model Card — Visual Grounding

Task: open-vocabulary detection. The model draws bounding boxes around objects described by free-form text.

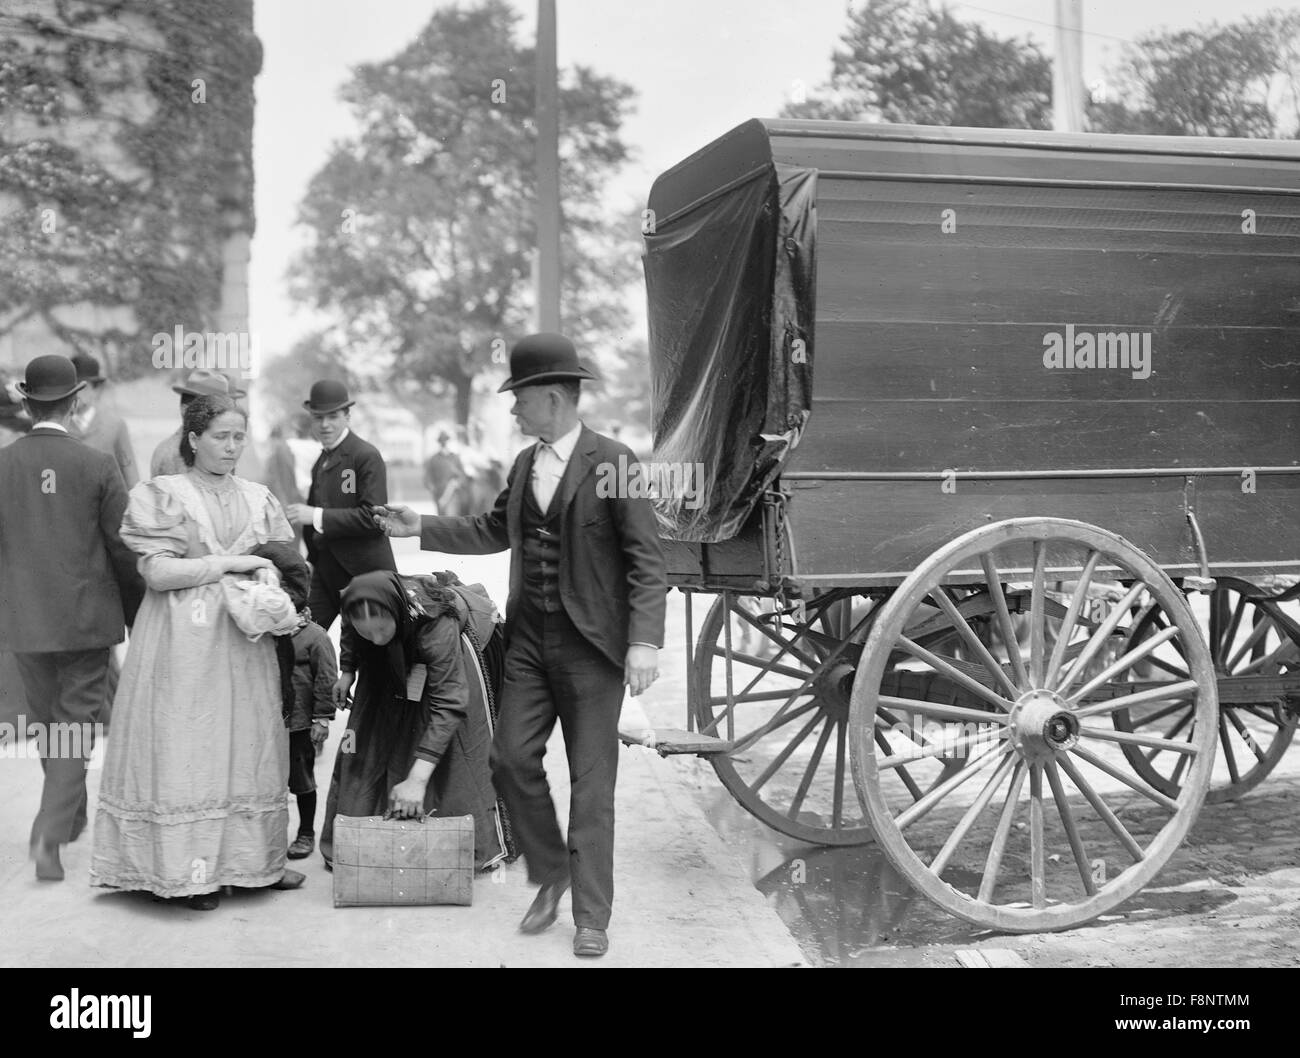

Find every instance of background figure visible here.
[150,369,247,479]
[0,355,144,882]
[264,424,304,547]
[92,394,303,910]
[252,541,336,860]
[423,430,466,516]
[284,381,396,632]
[67,354,139,489]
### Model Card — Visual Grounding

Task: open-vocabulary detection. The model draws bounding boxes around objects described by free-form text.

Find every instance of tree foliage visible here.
[287,0,640,433]
[783,0,1051,129]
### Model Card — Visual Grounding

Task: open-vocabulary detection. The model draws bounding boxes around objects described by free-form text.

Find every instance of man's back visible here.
[0,430,141,652]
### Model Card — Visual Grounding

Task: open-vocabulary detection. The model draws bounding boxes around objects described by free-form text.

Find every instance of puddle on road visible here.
[700,789,1239,966]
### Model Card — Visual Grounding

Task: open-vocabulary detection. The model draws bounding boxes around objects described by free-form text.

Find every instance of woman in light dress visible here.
[92,394,306,910]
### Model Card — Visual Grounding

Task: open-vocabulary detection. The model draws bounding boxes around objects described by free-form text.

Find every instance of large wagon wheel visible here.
[1113,577,1299,803]
[849,518,1218,932]
[694,588,1003,846]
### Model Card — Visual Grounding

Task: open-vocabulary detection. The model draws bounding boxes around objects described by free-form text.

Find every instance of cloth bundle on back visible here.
[321,570,513,872]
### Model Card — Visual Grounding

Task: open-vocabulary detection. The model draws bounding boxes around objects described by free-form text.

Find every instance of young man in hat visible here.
[284,381,396,632]
[377,333,666,957]
[0,355,144,880]
[150,369,246,478]
[68,354,139,489]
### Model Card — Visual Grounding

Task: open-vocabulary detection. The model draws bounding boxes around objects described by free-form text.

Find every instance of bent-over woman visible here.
[320,570,512,870]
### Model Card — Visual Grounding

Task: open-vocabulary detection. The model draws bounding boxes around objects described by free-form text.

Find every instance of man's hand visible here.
[624,644,659,697]
[309,718,330,748]
[332,671,356,709]
[372,504,422,538]
[284,503,315,528]
[388,777,428,819]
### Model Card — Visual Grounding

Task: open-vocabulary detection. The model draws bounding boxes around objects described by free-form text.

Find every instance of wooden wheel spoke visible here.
[1045,550,1102,688]
[926,588,1020,698]
[1121,698,1193,731]
[876,730,924,801]
[1169,743,1193,786]
[1145,653,1191,679]
[1237,640,1293,676]
[1080,724,1199,756]
[728,603,821,669]
[896,635,1016,712]
[1066,627,1182,705]
[1225,617,1273,672]
[707,687,812,707]
[1056,753,1145,863]
[1144,707,1195,761]
[1056,581,1148,695]
[1044,757,1096,896]
[1072,679,1199,721]
[723,696,821,749]
[1218,711,1241,786]
[748,711,825,794]
[979,552,1030,689]
[788,716,836,819]
[832,718,847,829]
[977,759,1027,903]
[1241,704,1287,728]
[893,744,1011,830]
[1029,764,1046,908]
[879,694,1008,728]
[929,752,1018,877]
[1068,743,1179,813]
[711,647,811,683]
[877,728,1003,770]
[1222,708,1267,763]
[1029,540,1048,687]
[1220,593,1248,669]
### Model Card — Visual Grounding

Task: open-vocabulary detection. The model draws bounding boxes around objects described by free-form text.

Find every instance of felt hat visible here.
[497,333,599,393]
[303,379,355,414]
[17,355,86,402]
[71,354,105,385]
[173,368,246,398]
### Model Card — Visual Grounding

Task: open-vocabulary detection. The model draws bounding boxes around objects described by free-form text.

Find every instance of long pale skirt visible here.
[91,579,289,897]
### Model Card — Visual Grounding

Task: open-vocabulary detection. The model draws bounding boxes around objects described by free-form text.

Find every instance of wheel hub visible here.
[814,662,856,720]
[1009,690,1080,760]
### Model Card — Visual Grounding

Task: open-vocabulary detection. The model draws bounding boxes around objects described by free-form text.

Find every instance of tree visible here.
[1089,11,1300,138]
[784,0,1051,129]
[288,0,641,436]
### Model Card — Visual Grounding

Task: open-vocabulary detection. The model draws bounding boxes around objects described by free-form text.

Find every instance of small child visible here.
[251,543,338,859]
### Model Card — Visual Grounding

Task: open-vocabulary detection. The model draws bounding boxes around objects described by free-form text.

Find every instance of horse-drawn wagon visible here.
[641,119,1300,931]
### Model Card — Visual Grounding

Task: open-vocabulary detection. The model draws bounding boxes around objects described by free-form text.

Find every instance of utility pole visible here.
[1053,0,1084,132]
[535,0,561,332]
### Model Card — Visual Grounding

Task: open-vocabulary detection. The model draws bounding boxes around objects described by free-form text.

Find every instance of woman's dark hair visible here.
[344,597,394,624]
[180,394,245,467]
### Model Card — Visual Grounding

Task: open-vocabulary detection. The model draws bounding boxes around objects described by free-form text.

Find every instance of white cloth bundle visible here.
[220,572,299,641]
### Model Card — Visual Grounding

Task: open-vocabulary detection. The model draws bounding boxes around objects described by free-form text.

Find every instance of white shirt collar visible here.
[31,422,68,433]
[538,421,582,462]
[324,428,351,453]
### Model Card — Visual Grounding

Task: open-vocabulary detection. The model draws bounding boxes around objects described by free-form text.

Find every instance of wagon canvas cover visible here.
[643,135,816,542]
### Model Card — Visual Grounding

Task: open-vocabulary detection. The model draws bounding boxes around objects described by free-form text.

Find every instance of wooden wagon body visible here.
[640,119,1300,934]
[645,119,1300,591]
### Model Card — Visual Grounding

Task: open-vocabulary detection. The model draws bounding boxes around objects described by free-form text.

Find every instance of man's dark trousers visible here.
[306,546,350,632]
[491,600,624,930]
[14,649,107,846]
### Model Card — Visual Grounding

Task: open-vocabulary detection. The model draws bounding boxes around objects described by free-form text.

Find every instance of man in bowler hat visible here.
[285,381,396,631]
[67,354,139,489]
[0,355,144,880]
[151,369,246,478]
[377,334,667,957]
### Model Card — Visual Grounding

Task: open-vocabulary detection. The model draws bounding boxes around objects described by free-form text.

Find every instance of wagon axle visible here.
[1009,691,1081,761]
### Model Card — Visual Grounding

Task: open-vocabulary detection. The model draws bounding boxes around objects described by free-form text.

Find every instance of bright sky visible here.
[250,0,1299,357]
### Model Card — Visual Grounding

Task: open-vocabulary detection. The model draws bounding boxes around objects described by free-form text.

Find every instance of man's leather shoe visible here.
[32,838,64,882]
[573,927,608,957]
[519,880,569,934]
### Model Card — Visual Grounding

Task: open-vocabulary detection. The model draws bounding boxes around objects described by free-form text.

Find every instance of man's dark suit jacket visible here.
[304,429,396,577]
[418,425,666,668]
[0,428,144,652]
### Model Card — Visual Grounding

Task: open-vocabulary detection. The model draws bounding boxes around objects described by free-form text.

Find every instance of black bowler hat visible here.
[17,355,86,402]
[497,333,599,393]
[303,379,355,414]
[173,368,246,399]
[71,354,105,385]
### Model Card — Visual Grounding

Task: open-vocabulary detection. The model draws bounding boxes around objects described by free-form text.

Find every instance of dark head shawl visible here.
[341,571,461,694]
